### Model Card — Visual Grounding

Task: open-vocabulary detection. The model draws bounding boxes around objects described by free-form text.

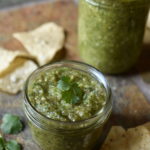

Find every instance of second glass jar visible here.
[79,0,150,74]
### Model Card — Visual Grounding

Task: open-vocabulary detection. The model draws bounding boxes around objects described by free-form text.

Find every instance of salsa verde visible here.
[79,0,149,74]
[28,67,106,122]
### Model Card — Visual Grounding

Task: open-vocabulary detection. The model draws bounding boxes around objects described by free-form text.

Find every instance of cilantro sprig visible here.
[0,114,23,134]
[0,114,22,150]
[5,140,21,150]
[0,136,5,150]
[57,76,84,104]
[0,136,21,150]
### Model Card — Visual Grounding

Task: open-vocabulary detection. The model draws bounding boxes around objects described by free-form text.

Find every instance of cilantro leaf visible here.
[62,90,81,104]
[57,81,70,91]
[58,76,84,105]
[61,76,70,83]
[71,95,80,104]
[6,140,21,150]
[57,76,71,91]
[72,83,83,98]
[0,136,5,150]
[0,114,23,134]
[62,90,73,103]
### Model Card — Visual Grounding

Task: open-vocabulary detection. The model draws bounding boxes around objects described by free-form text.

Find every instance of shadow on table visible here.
[51,47,67,62]
[136,43,150,74]
[109,111,150,128]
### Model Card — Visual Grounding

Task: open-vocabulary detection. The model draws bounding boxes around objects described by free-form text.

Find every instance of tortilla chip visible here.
[144,29,150,44]
[0,47,28,75]
[0,58,37,94]
[147,11,150,29]
[101,126,127,150]
[126,126,150,150]
[142,122,150,131]
[13,22,65,66]
[101,123,150,150]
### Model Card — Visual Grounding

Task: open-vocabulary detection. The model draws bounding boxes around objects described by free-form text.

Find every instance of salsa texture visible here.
[79,0,149,74]
[28,67,106,122]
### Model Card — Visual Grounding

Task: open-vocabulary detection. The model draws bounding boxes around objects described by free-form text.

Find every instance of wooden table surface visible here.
[0,1,150,149]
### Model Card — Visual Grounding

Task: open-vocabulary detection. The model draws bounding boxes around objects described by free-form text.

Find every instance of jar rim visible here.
[24,60,112,130]
[85,0,150,8]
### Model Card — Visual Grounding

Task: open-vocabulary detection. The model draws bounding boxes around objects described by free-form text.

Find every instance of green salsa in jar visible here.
[79,0,150,74]
[24,61,112,150]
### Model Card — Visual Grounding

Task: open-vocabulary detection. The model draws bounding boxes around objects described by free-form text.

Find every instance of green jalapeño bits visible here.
[79,0,150,74]
[0,114,23,134]
[28,67,106,122]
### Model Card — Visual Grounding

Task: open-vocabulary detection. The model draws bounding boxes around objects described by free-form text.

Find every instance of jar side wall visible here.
[28,119,105,150]
[78,0,149,74]
[25,95,112,150]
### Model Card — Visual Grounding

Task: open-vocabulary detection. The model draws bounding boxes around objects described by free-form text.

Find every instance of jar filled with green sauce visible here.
[23,61,112,150]
[79,0,150,74]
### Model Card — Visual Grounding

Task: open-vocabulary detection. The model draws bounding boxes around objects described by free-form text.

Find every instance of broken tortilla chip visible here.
[147,11,150,29]
[0,47,28,75]
[142,122,150,131]
[0,58,37,94]
[100,126,127,150]
[127,125,150,150]
[101,123,150,150]
[13,22,65,66]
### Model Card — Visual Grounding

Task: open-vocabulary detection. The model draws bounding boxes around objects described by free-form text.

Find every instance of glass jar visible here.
[23,61,112,150]
[79,0,150,74]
